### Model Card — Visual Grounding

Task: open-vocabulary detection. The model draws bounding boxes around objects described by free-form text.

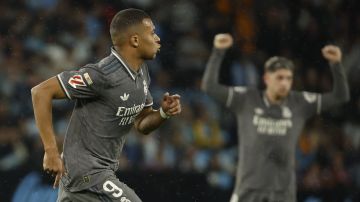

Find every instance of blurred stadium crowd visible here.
[0,0,360,201]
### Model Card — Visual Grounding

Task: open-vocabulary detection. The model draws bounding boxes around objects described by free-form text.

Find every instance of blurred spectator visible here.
[192,102,224,149]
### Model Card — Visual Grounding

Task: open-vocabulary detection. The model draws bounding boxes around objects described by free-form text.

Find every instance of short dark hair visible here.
[110,8,150,41]
[264,56,295,72]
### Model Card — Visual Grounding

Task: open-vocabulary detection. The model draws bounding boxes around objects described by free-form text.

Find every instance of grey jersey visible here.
[227,87,318,193]
[202,49,349,201]
[57,48,153,192]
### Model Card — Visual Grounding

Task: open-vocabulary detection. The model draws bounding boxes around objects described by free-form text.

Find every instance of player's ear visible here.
[263,73,269,86]
[130,34,139,48]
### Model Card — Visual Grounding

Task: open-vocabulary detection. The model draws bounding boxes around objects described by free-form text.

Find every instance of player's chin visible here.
[150,53,157,59]
[144,53,157,60]
[149,49,160,58]
[151,51,159,59]
[279,91,290,98]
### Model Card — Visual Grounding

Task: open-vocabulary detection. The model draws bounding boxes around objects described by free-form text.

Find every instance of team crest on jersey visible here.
[68,75,86,88]
[143,80,148,96]
[282,106,292,118]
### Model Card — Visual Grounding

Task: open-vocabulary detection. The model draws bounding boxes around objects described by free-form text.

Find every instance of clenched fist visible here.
[161,92,181,117]
[43,148,65,188]
[322,45,342,64]
[214,33,233,50]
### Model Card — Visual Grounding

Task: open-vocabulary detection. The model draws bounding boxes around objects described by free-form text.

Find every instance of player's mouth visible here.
[278,89,288,95]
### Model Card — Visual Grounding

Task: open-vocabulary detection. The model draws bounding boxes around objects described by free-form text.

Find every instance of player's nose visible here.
[155,34,160,44]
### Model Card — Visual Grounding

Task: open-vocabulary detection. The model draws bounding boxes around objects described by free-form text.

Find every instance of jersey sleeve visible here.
[57,66,104,100]
[294,91,322,118]
[225,86,249,111]
[201,48,249,111]
[295,62,349,118]
[201,48,233,105]
[320,63,350,111]
[143,65,153,107]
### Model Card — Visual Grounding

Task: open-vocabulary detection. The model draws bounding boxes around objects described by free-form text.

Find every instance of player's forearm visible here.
[31,85,59,153]
[135,109,166,135]
[322,62,350,109]
[201,48,229,102]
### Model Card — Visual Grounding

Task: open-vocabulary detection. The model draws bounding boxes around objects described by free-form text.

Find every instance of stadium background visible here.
[0,0,360,201]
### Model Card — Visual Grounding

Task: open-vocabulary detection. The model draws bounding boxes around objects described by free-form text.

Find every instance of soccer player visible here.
[201,33,350,202]
[31,8,181,202]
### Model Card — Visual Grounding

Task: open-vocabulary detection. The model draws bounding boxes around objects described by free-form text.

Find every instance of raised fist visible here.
[214,33,233,50]
[322,45,342,64]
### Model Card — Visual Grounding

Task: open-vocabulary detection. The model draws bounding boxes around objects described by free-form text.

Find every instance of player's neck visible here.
[114,46,143,72]
[265,90,284,105]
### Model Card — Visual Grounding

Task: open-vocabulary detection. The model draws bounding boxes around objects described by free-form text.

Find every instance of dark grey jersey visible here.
[226,88,318,193]
[202,49,349,201]
[57,48,153,192]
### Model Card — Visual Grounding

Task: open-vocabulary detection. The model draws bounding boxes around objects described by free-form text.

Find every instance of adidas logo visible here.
[120,93,129,101]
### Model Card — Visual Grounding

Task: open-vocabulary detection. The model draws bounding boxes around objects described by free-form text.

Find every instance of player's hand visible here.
[322,45,342,64]
[161,92,181,117]
[43,148,65,188]
[214,33,233,50]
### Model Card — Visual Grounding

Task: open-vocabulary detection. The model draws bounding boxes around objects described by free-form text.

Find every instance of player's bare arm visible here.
[31,76,65,188]
[134,92,181,134]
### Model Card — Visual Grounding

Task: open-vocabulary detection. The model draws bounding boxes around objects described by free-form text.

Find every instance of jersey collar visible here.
[263,94,271,107]
[111,47,143,80]
[262,91,288,107]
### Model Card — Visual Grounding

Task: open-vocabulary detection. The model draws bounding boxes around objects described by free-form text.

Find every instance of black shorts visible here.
[57,176,142,202]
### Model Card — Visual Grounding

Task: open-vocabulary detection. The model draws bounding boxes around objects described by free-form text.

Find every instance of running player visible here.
[31,8,181,202]
[201,33,349,202]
